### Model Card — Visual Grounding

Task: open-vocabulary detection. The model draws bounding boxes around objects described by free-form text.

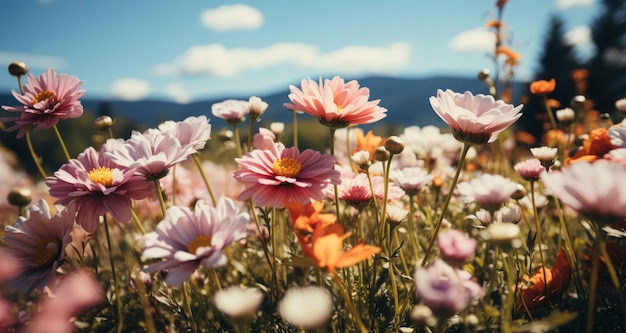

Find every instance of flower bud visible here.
[8,62,28,77]
[249,96,268,121]
[570,95,586,111]
[94,116,114,131]
[615,97,626,114]
[555,108,575,125]
[373,146,390,162]
[270,122,284,136]
[384,136,405,155]
[477,68,490,81]
[8,186,32,207]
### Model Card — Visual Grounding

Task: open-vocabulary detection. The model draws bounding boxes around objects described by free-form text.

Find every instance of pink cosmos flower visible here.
[414,259,484,317]
[234,146,341,207]
[1,68,85,138]
[252,127,277,150]
[106,129,195,180]
[284,76,387,128]
[158,115,212,152]
[541,161,626,225]
[212,99,250,124]
[334,172,405,208]
[514,158,546,181]
[390,166,434,196]
[437,229,477,266]
[2,199,75,294]
[429,89,523,145]
[46,141,154,232]
[456,174,519,212]
[141,197,249,286]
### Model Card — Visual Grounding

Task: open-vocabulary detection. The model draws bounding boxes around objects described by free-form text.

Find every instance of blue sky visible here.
[0,0,598,103]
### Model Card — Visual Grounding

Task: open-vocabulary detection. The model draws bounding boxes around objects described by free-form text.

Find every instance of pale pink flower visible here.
[1,68,85,138]
[158,115,212,152]
[334,172,405,208]
[279,286,333,329]
[514,158,546,181]
[284,76,387,128]
[212,99,250,124]
[0,249,22,282]
[234,146,341,207]
[214,286,264,318]
[414,259,484,317]
[106,129,195,180]
[141,197,249,286]
[437,229,477,266]
[541,161,626,225]
[390,166,433,195]
[46,142,154,232]
[252,127,276,150]
[2,200,74,294]
[456,174,519,212]
[429,89,523,145]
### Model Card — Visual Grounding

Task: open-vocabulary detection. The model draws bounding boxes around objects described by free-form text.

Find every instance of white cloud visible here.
[0,51,66,70]
[565,25,592,46]
[449,28,496,53]
[556,0,595,10]
[153,42,412,77]
[200,4,264,32]
[165,82,191,104]
[109,78,150,101]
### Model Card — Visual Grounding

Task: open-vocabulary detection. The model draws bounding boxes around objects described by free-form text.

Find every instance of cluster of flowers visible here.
[0,58,625,333]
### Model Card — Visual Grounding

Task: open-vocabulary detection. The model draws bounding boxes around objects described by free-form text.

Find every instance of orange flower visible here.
[496,45,522,62]
[297,220,380,273]
[284,201,335,233]
[565,128,615,165]
[517,249,571,314]
[570,68,589,81]
[485,19,504,29]
[546,98,561,109]
[530,78,556,95]
[515,131,537,146]
[354,129,385,161]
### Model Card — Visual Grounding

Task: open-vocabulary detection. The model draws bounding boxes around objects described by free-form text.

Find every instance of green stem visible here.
[329,128,341,221]
[103,215,124,333]
[182,281,199,333]
[553,196,583,300]
[331,273,368,333]
[233,123,242,158]
[377,156,393,249]
[530,181,548,301]
[52,124,71,161]
[25,130,47,179]
[543,95,558,131]
[153,180,167,218]
[596,230,626,326]
[292,110,298,149]
[586,237,600,333]
[407,195,420,259]
[130,207,146,234]
[247,116,256,153]
[192,154,217,206]
[422,143,471,266]
[501,251,517,333]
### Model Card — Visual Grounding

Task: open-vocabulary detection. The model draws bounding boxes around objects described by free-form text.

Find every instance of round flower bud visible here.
[270,122,284,136]
[570,95,586,111]
[8,61,28,77]
[511,183,527,200]
[477,68,490,81]
[94,116,114,131]
[555,108,575,125]
[385,136,405,155]
[8,186,32,207]
[373,146,390,162]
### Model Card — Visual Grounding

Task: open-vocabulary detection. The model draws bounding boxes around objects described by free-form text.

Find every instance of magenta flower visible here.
[1,68,85,138]
[390,166,434,196]
[106,129,195,180]
[414,259,484,317]
[2,200,75,294]
[212,99,250,124]
[437,229,477,266]
[429,89,523,145]
[141,197,249,286]
[46,141,154,232]
[456,174,520,212]
[158,115,212,152]
[284,76,387,128]
[234,146,341,207]
[541,161,626,225]
[514,158,546,181]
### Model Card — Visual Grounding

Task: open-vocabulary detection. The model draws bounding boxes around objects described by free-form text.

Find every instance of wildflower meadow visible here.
[1,1,626,333]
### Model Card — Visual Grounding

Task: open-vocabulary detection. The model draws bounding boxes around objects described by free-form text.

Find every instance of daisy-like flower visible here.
[107,129,195,181]
[429,89,523,145]
[609,119,626,148]
[529,78,556,95]
[158,115,212,152]
[437,229,477,266]
[249,96,268,121]
[335,172,405,208]
[233,145,341,207]
[390,166,433,196]
[530,146,558,164]
[2,199,75,294]
[456,174,519,213]
[214,286,264,319]
[555,108,576,125]
[514,158,546,181]
[46,141,154,232]
[141,197,249,286]
[284,76,387,128]
[211,99,250,124]
[541,161,626,226]
[1,68,85,138]
[252,127,276,150]
[279,286,333,329]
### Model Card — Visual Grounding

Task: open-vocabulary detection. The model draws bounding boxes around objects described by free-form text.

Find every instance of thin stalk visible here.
[153,180,167,217]
[422,143,471,266]
[247,117,256,153]
[553,196,583,300]
[586,237,600,333]
[130,208,146,234]
[52,124,71,161]
[530,181,548,301]
[331,273,368,333]
[25,131,47,179]
[182,281,199,333]
[232,123,242,158]
[387,224,400,320]
[192,154,217,206]
[501,251,517,333]
[103,216,124,333]
[407,195,420,259]
[543,95,558,131]
[292,110,298,149]
[329,128,341,220]
[596,229,626,325]
[377,156,393,248]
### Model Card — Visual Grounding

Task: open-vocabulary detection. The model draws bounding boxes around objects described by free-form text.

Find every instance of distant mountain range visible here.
[0,75,526,132]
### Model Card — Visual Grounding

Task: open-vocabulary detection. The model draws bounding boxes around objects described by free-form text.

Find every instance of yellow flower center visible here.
[272,157,302,178]
[34,238,61,266]
[32,90,56,104]
[187,235,213,255]
[336,104,344,113]
[88,167,114,187]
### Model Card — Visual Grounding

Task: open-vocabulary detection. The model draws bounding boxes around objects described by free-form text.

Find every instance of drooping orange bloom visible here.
[530,78,556,95]
[565,128,615,165]
[354,128,385,161]
[284,201,335,233]
[496,45,522,65]
[296,218,380,274]
[517,249,572,314]
[515,131,537,146]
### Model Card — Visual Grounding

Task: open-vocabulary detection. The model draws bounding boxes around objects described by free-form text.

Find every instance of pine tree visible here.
[517,15,581,142]
[585,0,626,115]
